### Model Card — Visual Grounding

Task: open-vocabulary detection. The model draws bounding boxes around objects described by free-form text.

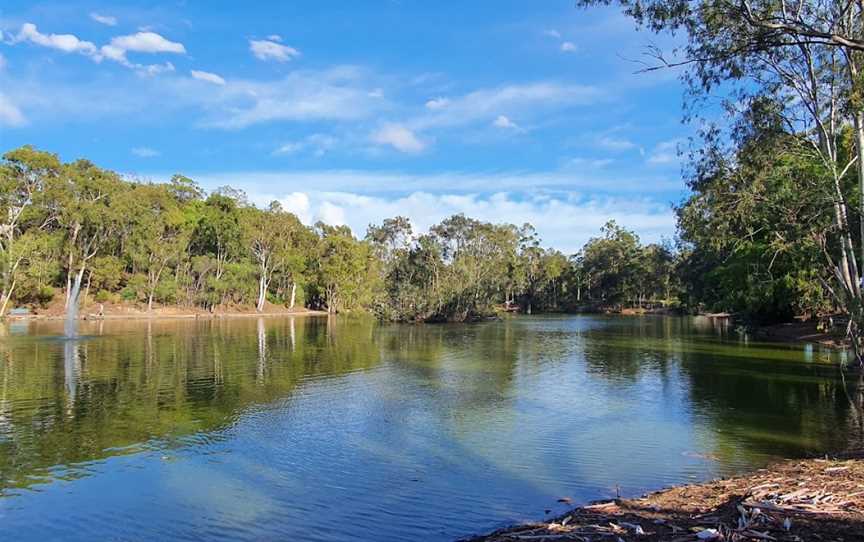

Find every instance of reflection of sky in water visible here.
[0,315,860,541]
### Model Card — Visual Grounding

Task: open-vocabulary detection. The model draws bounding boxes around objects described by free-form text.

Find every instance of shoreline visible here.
[2,306,330,322]
[464,454,864,541]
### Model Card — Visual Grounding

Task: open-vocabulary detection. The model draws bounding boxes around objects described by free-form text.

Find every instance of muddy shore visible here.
[464,455,864,541]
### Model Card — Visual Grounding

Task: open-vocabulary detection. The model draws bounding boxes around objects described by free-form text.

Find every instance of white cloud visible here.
[90,13,118,26]
[411,82,603,132]
[189,169,681,198]
[273,142,304,155]
[543,29,562,39]
[139,62,175,76]
[566,157,614,169]
[492,115,518,129]
[647,139,681,165]
[201,68,383,128]
[317,201,347,225]
[273,133,338,156]
[560,41,578,53]
[266,35,283,42]
[109,32,186,54]
[131,146,160,157]
[596,135,636,151]
[425,97,450,110]
[94,32,185,75]
[190,69,226,85]
[280,192,312,222]
[261,190,676,253]
[12,23,98,56]
[0,94,26,127]
[249,39,300,62]
[371,123,426,153]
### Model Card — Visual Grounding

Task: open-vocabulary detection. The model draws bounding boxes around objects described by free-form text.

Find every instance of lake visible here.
[0,315,861,541]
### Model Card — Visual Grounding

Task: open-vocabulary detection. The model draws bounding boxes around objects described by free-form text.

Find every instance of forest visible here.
[0,145,682,322]
[0,124,860,326]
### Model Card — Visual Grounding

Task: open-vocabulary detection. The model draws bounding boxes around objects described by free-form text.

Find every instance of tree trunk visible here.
[72,266,86,304]
[854,110,864,268]
[0,279,16,318]
[65,269,73,308]
[83,271,92,307]
[289,282,297,310]
[256,274,266,313]
[65,225,81,309]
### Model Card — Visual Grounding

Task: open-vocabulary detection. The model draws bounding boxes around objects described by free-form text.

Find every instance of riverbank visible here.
[753,320,847,349]
[464,455,864,541]
[2,300,328,321]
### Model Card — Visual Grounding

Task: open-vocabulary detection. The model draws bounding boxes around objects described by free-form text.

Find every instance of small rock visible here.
[696,528,721,540]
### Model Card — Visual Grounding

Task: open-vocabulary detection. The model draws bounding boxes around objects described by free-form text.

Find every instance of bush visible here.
[120,274,147,302]
[36,286,55,307]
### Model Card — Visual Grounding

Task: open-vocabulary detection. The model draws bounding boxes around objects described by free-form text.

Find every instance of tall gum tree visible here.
[578,0,864,363]
[0,147,59,317]
[243,202,307,313]
[48,160,126,314]
[126,184,189,312]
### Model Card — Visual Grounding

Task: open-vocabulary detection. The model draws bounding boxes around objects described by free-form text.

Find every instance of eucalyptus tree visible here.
[580,0,864,359]
[677,102,836,320]
[190,193,243,283]
[47,159,128,313]
[580,221,642,305]
[127,183,189,312]
[0,146,60,316]
[366,216,419,319]
[168,174,204,203]
[244,202,308,312]
[315,223,380,313]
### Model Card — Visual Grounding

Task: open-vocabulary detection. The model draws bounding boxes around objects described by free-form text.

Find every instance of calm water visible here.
[0,315,861,541]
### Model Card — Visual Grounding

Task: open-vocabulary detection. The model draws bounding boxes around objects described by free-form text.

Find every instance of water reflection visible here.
[63,339,79,413]
[0,315,861,542]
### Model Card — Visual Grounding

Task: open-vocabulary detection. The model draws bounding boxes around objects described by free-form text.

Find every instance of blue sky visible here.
[0,1,689,253]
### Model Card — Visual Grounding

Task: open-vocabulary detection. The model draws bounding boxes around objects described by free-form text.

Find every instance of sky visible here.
[0,1,690,254]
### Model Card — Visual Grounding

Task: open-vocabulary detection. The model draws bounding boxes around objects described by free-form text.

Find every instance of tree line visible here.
[3,136,860,328]
[0,145,684,322]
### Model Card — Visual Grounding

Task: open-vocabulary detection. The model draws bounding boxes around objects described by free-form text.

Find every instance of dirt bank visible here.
[464,455,864,541]
[2,300,328,321]
[753,321,848,349]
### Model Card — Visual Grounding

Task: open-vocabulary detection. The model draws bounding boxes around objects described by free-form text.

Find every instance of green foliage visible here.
[34,286,55,307]
[675,104,840,322]
[313,223,380,313]
[89,256,125,292]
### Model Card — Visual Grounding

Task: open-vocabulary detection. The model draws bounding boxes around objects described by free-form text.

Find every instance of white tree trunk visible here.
[0,280,16,318]
[256,274,267,312]
[855,111,864,268]
[289,282,297,310]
